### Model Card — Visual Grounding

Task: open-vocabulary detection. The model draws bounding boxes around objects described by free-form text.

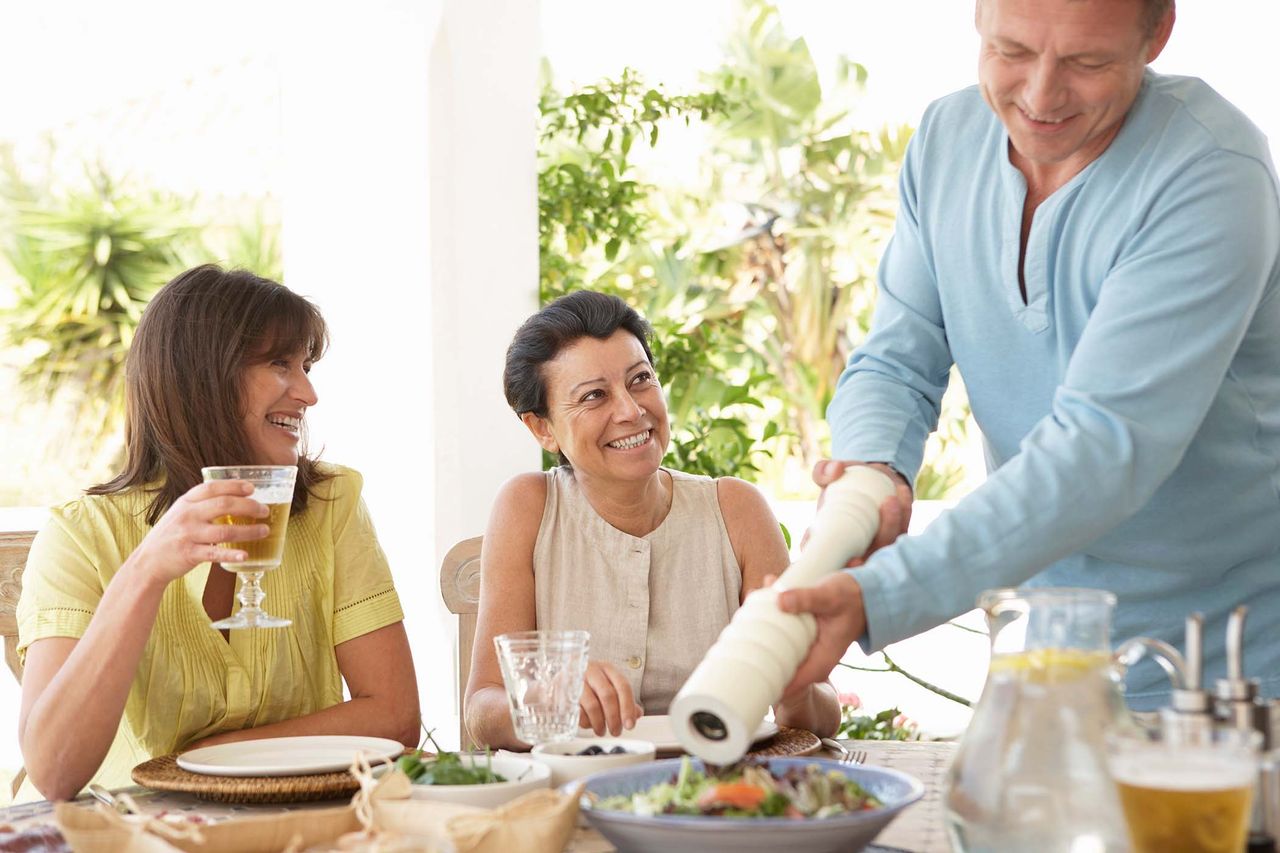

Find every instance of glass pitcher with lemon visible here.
[944,587,1133,852]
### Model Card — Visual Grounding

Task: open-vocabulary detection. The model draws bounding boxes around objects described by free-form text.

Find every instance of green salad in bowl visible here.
[597,756,882,819]
[579,756,923,853]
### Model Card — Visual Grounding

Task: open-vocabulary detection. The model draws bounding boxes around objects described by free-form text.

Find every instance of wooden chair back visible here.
[0,530,34,684]
[438,536,483,748]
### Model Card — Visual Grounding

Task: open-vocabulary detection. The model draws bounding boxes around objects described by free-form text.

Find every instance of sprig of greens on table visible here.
[395,729,507,785]
[836,706,920,741]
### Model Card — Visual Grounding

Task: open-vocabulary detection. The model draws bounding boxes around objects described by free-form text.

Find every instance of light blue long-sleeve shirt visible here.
[830,71,1280,705]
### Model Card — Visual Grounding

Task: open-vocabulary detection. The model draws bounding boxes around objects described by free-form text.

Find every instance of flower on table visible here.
[837,691,862,710]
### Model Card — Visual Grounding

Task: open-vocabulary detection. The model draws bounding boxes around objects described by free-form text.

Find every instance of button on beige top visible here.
[534,467,742,715]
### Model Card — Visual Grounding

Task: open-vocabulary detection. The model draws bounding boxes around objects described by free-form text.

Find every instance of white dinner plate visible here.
[176,735,406,777]
[578,714,778,753]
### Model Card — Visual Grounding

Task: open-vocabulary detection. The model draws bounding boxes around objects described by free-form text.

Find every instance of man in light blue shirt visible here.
[780,0,1280,706]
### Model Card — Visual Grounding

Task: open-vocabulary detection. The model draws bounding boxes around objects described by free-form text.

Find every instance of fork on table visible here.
[844,748,869,766]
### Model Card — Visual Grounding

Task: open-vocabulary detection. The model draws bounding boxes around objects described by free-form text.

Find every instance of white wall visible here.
[281,0,537,748]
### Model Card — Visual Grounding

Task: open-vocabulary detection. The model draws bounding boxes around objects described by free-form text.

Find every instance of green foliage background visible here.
[0,147,282,503]
[0,0,975,506]
[537,0,973,498]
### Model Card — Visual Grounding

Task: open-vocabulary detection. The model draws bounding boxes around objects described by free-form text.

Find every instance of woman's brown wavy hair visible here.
[89,264,331,524]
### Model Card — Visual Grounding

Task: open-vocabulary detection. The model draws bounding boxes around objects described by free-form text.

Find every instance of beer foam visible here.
[250,484,294,503]
[1111,751,1255,791]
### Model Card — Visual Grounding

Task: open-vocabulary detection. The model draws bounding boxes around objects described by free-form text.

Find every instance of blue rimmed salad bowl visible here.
[576,756,924,853]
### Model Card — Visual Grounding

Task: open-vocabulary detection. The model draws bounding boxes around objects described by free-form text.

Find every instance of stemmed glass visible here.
[494,630,590,745]
[201,465,297,629]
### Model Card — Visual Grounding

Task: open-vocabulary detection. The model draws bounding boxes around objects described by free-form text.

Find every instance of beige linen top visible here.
[533,466,742,714]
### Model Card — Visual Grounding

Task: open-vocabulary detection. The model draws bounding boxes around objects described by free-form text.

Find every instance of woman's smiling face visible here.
[522,329,669,483]
[240,349,318,466]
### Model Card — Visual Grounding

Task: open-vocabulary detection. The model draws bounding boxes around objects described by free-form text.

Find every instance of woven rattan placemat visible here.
[744,725,823,758]
[132,754,359,804]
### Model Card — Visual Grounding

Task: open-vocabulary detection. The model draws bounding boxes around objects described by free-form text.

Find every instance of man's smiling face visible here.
[976,0,1171,182]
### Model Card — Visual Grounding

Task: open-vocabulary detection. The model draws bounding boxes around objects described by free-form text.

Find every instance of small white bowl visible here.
[404,754,550,808]
[531,738,657,787]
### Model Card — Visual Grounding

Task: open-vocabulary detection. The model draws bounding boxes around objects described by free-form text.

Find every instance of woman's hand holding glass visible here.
[130,480,268,585]
[579,660,643,736]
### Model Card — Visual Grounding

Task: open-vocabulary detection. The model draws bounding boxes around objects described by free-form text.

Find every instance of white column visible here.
[282,0,537,747]
[428,0,541,560]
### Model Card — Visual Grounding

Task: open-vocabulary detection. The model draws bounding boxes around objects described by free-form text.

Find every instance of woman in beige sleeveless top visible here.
[465,291,840,749]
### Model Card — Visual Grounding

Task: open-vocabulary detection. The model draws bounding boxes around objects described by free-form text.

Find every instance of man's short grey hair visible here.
[977,0,1173,40]
[1142,0,1173,38]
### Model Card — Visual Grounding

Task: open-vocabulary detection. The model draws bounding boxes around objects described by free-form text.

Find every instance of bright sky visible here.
[0,0,283,134]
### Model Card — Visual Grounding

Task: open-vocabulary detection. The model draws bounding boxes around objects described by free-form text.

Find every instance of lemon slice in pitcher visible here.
[988,648,1112,683]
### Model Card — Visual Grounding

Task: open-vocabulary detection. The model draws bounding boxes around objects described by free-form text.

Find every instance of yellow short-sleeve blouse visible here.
[16,463,404,790]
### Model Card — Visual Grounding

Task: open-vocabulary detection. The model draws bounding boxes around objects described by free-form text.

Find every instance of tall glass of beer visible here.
[201,465,297,629]
[1108,726,1260,853]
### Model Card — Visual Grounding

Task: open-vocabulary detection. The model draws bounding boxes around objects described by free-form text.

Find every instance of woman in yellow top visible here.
[16,265,419,800]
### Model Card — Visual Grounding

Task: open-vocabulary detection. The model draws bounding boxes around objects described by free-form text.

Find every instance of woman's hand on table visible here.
[578,660,643,736]
[128,480,270,585]
[773,680,842,737]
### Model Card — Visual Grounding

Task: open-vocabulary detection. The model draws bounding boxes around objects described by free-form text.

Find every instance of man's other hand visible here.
[803,460,913,566]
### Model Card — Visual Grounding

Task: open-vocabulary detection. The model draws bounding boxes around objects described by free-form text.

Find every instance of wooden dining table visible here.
[0,740,957,852]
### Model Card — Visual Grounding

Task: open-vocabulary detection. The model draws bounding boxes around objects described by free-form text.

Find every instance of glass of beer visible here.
[1108,726,1260,853]
[201,465,297,630]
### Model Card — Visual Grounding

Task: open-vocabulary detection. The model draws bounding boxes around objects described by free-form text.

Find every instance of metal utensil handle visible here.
[1185,612,1204,691]
[1227,605,1248,683]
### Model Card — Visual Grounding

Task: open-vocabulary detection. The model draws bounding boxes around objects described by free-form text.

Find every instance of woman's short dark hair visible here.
[503,290,654,438]
[89,264,331,524]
